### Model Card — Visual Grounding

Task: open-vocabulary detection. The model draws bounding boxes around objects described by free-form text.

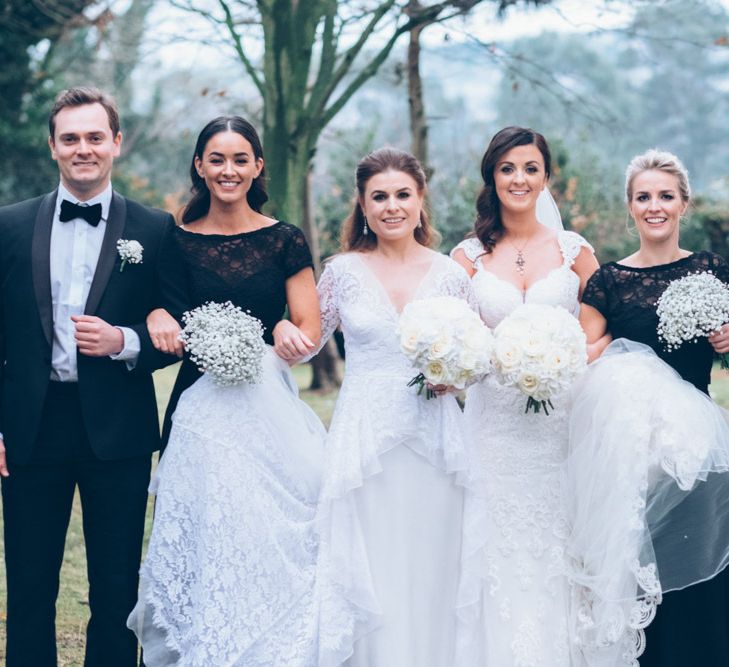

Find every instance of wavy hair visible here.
[340,147,437,251]
[474,126,551,253]
[181,116,268,223]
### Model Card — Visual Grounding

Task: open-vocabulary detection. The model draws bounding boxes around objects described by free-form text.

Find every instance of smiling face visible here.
[493,143,548,215]
[194,130,263,206]
[628,169,688,245]
[360,169,424,243]
[49,103,122,200]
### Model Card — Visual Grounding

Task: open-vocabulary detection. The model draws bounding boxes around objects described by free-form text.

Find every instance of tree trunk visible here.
[406,0,432,179]
[299,144,341,391]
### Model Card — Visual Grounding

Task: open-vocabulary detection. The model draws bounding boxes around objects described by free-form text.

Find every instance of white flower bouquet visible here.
[179,301,266,386]
[656,271,729,369]
[398,296,494,399]
[116,239,143,272]
[492,303,587,414]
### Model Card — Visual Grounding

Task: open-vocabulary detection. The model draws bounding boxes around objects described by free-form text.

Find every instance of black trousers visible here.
[1,382,151,667]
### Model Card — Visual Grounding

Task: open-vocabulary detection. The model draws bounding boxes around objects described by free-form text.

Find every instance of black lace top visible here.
[171,221,313,344]
[582,251,729,393]
[161,221,313,444]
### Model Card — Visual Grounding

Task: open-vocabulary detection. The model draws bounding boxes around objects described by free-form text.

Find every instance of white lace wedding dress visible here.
[126,222,329,666]
[313,251,474,667]
[453,231,592,666]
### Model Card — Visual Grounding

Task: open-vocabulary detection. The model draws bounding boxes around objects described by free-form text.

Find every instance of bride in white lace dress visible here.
[278,148,474,666]
[451,127,598,666]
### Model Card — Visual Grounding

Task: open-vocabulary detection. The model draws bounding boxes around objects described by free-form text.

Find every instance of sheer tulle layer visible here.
[316,373,471,666]
[566,339,729,666]
[127,349,326,667]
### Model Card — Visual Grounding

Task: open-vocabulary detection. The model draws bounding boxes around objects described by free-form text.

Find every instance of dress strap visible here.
[557,231,593,267]
[450,237,485,269]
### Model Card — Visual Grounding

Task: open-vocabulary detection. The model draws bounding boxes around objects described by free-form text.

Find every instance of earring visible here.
[363,216,369,236]
[416,218,423,229]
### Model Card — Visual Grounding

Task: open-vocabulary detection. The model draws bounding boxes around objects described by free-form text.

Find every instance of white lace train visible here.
[127,348,325,667]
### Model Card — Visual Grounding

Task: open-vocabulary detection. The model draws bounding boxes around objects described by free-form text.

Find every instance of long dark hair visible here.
[340,147,438,251]
[181,116,268,223]
[474,126,551,253]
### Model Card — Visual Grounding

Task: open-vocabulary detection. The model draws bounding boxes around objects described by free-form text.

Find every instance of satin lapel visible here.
[31,191,57,346]
[85,192,126,316]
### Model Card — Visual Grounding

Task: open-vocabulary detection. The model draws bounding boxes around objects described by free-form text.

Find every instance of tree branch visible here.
[218,0,264,97]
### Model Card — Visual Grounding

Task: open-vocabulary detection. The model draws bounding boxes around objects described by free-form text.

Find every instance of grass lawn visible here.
[1,362,728,664]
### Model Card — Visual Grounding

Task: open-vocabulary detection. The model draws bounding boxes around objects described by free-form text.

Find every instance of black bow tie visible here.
[59,199,103,227]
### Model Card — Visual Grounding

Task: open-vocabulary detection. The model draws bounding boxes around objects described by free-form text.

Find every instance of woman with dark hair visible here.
[451,126,598,665]
[126,116,328,665]
[279,147,474,665]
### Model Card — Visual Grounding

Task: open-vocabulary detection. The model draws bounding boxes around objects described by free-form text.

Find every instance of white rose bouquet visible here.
[656,271,729,369]
[492,303,587,414]
[179,301,266,386]
[398,296,494,399]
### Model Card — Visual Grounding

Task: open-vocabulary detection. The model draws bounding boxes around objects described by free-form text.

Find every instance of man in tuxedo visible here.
[0,87,185,666]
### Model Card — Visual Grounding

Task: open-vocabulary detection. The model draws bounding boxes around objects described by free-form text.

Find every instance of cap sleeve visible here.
[558,230,594,267]
[710,252,729,285]
[581,265,609,316]
[450,237,485,265]
[282,224,314,278]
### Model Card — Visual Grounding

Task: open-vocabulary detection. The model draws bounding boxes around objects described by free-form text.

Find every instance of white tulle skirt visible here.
[566,339,729,666]
[127,348,325,667]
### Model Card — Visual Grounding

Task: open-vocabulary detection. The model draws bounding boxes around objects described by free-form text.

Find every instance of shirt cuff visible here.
[109,326,141,369]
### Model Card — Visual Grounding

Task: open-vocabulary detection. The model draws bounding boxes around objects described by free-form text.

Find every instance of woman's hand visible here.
[709,324,729,354]
[147,308,183,357]
[425,383,457,398]
[273,320,316,363]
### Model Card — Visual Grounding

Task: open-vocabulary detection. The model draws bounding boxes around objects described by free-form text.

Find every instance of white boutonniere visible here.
[116,239,143,272]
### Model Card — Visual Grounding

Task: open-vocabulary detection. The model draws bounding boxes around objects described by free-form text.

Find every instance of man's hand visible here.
[0,438,10,477]
[72,315,124,357]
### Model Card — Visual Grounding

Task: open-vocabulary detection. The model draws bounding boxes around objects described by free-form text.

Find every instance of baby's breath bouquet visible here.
[656,271,729,369]
[492,304,587,414]
[398,296,494,399]
[179,301,266,386]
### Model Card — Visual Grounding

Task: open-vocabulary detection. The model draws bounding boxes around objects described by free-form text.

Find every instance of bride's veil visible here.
[536,188,564,231]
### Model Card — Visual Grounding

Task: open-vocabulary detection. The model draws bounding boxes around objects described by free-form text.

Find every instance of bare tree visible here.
[404,0,552,174]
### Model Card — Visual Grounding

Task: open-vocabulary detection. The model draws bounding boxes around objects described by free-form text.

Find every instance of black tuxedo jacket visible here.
[0,190,187,465]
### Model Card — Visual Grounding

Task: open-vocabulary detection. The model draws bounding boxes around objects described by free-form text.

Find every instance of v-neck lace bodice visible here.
[453,231,592,327]
[316,251,476,380]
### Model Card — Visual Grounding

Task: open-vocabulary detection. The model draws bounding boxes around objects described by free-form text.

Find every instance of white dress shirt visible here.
[49,182,140,382]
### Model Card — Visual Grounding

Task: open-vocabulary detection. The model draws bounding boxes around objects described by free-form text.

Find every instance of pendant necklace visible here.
[507,235,532,275]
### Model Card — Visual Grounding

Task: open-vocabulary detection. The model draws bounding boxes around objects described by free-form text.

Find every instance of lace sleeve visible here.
[439,258,479,312]
[710,252,729,285]
[449,237,485,266]
[282,224,314,278]
[302,260,341,361]
[581,265,609,315]
[455,265,479,312]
